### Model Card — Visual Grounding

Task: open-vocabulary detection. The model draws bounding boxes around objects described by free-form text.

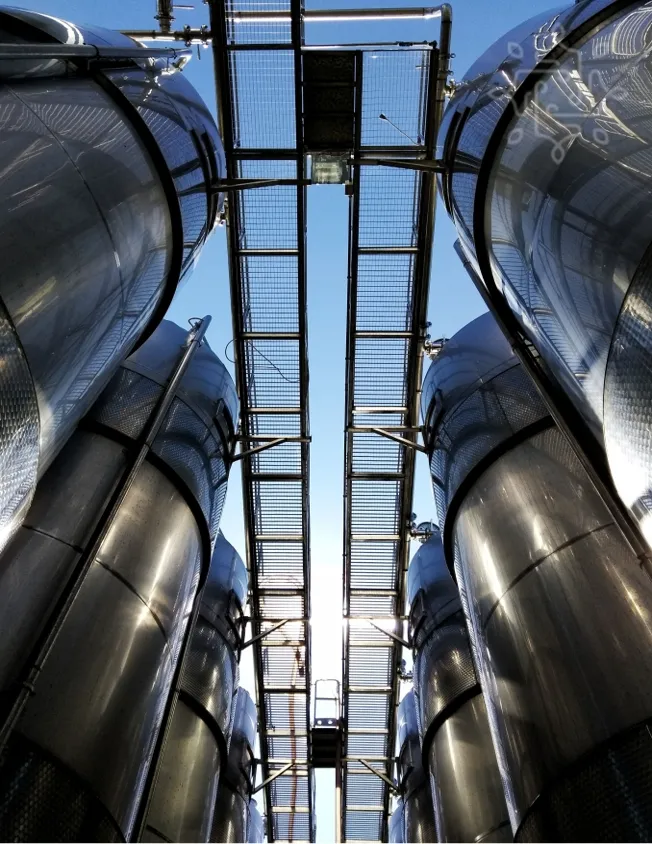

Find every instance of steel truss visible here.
[340,12,451,842]
[209,0,314,840]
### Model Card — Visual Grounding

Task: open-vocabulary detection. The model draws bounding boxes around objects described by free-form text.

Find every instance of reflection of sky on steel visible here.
[483,25,632,163]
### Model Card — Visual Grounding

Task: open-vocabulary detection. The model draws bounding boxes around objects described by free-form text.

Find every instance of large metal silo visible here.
[0,319,237,842]
[388,691,437,844]
[439,0,652,544]
[422,311,652,841]
[143,532,248,843]
[0,7,224,553]
[212,688,258,844]
[408,532,510,844]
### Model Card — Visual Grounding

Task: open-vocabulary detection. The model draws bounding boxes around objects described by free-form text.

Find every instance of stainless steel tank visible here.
[248,799,265,844]
[143,533,248,844]
[389,691,437,844]
[408,531,510,844]
[0,7,224,553]
[422,310,652,841]
[389,798,406,844]
[0,320,237,842]
[439,0,652,544]
[212,688,258,844]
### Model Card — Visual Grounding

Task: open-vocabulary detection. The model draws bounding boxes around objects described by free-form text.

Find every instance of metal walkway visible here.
[340,18,450,842]
[208,1,314,840]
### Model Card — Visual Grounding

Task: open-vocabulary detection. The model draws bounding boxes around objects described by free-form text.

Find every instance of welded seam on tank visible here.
[78,418,215,574]
[19,523,84,554]
[144,821,173,843]
[480,522,614,630]
[475,818,512,843]
[176,687,230,767]
[421,681,481,761]
[94,557,170,641]
[440,416,555,574]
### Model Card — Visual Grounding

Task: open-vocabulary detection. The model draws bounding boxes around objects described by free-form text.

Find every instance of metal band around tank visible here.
[432,412,555,577]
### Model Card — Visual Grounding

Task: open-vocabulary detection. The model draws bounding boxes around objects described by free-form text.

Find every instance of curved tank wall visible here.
[143,532,248,844]
[212,688,258,844]
[391,691,437,844]
[0,320,237,842]
[422,311,652,840]
[248,798,265,844]
[408,530,510,843]
[0,7,224,555]
[439,0,652,545]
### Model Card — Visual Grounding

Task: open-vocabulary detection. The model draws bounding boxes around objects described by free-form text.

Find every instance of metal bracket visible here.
[365,619,410,650]
[347,425,428,453]
[231,436,311,462]
[241,618,300,649]
[215,178,311,191]
[351,157,446,173]
[253,761,295,794]
[359,759,399,794]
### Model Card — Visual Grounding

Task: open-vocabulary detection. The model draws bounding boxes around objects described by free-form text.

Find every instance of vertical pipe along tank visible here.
[439,0,652,543]
[389,691,437,844]
[143,532,248,843]
[422,311,652,840]
[212,688,259,844]
[0,319,237,842]
[408,531,510,843]
[0,7,224,552]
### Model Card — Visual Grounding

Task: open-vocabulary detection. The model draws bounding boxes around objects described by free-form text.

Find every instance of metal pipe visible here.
[228,6,445,22]
[0,41,192,60]
[155,0,174,33]
[0,316,211,755]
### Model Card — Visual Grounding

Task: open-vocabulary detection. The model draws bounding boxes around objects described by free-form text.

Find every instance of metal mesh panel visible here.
[415,616,477,744]
[361,50,430,148]
[516,720,652,843]
[0,735,122,842]
[342,45,433,843]
[0,301,39,555]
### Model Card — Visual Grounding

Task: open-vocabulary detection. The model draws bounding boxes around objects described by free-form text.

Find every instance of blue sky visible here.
[20,0,556,838]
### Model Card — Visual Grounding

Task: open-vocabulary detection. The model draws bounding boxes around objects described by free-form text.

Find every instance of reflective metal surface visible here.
[396,693,436,844]
[388,799,406,844]
[454,426,652,834]
[248,799,265,844]
[17,462,202,839]
[0,432,127,691]
[441,0,652,533]
[0,320,236,841]
[408,530,509,844]
[430,695,512,844]
[90,321,237,540]
[145,533,247,843]
[0,77,171,471]
[212,689,257,844]
[145,700,221,844]
[421,314,547,523]
[0,7,225,554]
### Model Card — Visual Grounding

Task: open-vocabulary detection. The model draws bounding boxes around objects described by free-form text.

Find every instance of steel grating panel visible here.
[210,0,314,839]
[341,40,447,842]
